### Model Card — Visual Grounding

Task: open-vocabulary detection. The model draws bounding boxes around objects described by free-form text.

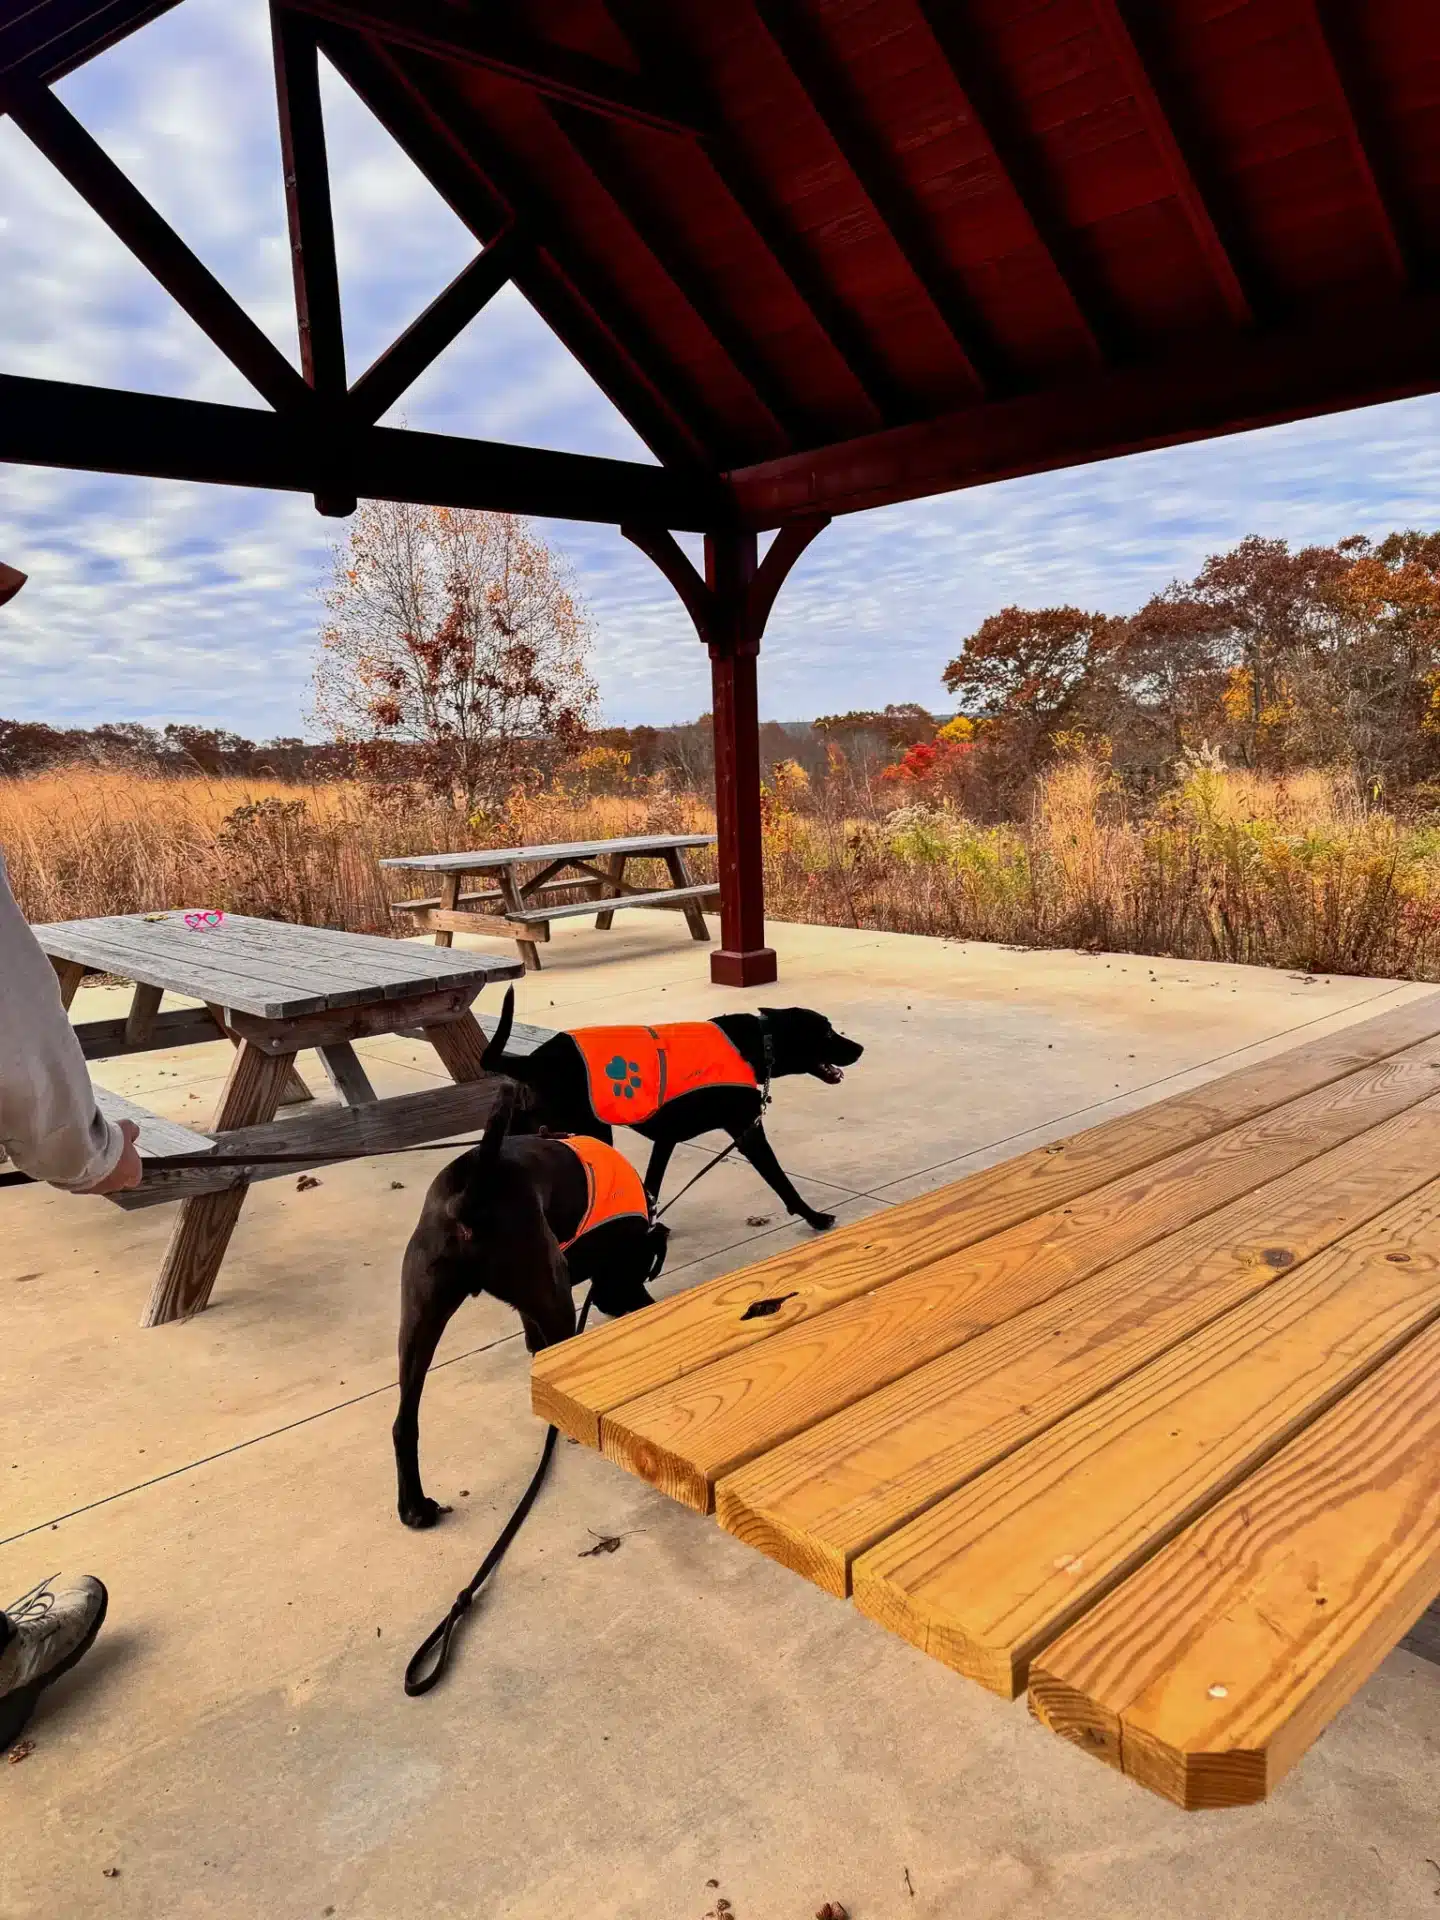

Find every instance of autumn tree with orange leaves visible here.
[313,502,598,811]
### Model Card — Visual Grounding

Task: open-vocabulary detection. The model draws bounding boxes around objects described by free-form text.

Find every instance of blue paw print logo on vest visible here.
[605,1055,643,1100]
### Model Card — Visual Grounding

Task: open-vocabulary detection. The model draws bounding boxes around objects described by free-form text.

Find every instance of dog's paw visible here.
[399,1497,449,1530]
[804,1210,837,1233]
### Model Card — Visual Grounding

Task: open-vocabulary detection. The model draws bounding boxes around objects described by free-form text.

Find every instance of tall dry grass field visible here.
[6,757,1440,981]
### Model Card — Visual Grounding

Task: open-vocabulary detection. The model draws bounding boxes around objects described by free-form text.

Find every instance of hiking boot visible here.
[0,1574,108,1751]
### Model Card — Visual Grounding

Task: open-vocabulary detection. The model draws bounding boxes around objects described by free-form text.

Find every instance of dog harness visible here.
[567,1022,759,1126]
[555,1135,651,1250]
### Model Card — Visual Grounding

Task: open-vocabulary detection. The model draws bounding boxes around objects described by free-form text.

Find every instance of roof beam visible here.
[749,0,1005,397]
[4,83,312,415]
[909,0,1115,364]
[1088,0,1255,327]
[349,229,524,427]
[315,24,721,473]
[602,0,910,428]
[279,0,699,139]
[0,371,731,529]
[548,103,810,452]
[0,0,183,91]
[272,5,346,399]
[271,4,350,512]
[1305,1,1414,287]
[727,291,1440,525]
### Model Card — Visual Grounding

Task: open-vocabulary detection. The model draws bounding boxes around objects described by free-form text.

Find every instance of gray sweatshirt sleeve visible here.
[0,857,124,1189]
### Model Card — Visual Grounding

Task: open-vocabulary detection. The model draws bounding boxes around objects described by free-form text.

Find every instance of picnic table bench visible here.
[381,833,718,970]
[30,912,525,1327]
[534,992,1440,1809]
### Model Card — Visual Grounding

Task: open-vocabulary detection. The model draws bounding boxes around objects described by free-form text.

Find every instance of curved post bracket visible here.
[623,514,829,653]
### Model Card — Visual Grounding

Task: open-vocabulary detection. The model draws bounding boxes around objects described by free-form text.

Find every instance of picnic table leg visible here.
[594,853,627,931]
[124,981,164,1047]
[141,1041,293,1326]
[205,1003,313,1106]
[665,847,714,943]
[51,958,89,1010]
[421,1010,491,1083]
[496,865,543,972]
[433,873,460,949]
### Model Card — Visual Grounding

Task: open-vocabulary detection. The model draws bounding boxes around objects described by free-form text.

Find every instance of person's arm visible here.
[0,859,141,1192]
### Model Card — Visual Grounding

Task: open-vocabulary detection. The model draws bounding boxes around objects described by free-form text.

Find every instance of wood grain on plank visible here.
[850,1182,1440,1700]
[532,993,1440,1446]
[716,1097,1440,1593]
[1028,1318,1440,1807]
[602,1041,1440,1508]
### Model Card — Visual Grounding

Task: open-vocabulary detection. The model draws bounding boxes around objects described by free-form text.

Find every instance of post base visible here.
[711,946,778,988]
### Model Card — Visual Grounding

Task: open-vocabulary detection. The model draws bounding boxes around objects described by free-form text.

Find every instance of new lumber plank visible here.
[532,994,1440,1445]
[717,1097,1440,1594]
[1029,1318,1440,1808]
[601,1039,1440,1509]
[850,1182,1440,1701]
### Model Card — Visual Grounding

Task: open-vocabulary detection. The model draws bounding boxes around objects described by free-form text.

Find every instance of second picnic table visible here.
[32,911,523,1327]
[381,833,718,970]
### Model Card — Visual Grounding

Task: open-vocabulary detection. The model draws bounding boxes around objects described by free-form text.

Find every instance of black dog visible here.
[481,988,863,1231]
[394,1084,668,1529]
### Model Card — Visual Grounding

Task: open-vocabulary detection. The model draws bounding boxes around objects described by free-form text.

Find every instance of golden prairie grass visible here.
[5,758,1440,981]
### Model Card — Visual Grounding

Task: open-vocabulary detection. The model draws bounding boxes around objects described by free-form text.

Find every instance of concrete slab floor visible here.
[3,911,1438,1919]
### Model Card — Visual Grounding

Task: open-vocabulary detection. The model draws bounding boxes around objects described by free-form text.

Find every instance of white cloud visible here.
[2,0,1439,734]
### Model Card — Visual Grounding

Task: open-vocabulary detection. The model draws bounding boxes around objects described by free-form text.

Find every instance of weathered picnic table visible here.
[534,993,1440,1809]
[31,912,524,1327]
[381,833,718,970]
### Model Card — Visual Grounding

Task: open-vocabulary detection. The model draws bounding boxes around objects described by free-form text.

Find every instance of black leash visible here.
[404,1289,595,1697]
[0,1133,507,1189]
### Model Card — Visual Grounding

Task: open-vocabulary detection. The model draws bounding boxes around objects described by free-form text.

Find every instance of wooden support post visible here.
[207,1002,312,1105]
[706,528,773,987]
[50,957,89,1010]
[664,846,713,943]
[422,1011,493,1083]
[623,516,828,987]
[124,981,164,1048]
[594,852,627,931]
[142,1042,294,1326]
[434,871,460,948]
[495,864,544,971]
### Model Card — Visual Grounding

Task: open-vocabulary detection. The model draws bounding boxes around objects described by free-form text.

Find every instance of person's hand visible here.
[82,1119,142,1195]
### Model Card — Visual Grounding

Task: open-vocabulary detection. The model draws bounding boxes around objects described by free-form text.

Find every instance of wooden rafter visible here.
[910,0,1113,364]
[279,0,699,139]
[1088,0,1254,327]
[272,5,345,398]
[349,229,524,427]
[548,104,809,452]
[316,23,722,473]
[728,290,1440,525]
[1305,0,1413,287]
[0,371,730,528]
[0,0,182,92]
[4,83,311,414]
[749,0,1003,397]
[602,0,909,428]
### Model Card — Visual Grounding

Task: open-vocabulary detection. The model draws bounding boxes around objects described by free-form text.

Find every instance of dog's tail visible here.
[446,1079,517,1231]
[481,986,516,1071]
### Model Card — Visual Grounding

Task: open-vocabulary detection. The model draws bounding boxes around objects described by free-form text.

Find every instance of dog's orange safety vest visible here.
[556,1134,651,1250]
[568,1023,758,1126]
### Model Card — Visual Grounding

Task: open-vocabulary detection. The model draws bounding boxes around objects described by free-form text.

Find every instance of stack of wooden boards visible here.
[532,996,1440,1809]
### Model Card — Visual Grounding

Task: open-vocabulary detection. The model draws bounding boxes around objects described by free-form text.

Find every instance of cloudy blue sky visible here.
[4,0,1440,737]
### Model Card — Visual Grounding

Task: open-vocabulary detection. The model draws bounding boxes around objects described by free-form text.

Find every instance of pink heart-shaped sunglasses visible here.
[183,909,224,931]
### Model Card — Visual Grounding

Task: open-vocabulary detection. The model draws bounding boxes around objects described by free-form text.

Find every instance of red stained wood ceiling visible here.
[5,0,1440,525]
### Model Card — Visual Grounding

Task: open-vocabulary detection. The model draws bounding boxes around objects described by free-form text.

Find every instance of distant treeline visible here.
[0,706,950,785]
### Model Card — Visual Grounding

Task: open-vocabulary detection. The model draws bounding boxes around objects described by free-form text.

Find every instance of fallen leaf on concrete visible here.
[390,1180,405,1190]
[7,1739,35,1764]
[706,1880,719,1890]
[102,1867,120,1879]
[745,1215,771,1227]
[816,1905,848,1920]
[296,1175,321,1192]
[579,1534,624,1557]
